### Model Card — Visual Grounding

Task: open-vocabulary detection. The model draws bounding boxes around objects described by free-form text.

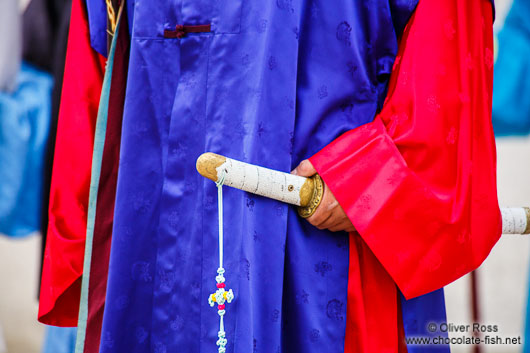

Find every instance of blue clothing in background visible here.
[42,326,77,353]
[492,0,530,136]
[0,63,52,237]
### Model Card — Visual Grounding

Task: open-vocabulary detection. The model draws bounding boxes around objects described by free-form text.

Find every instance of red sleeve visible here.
[309,0,501,299]
[38,0,105,326]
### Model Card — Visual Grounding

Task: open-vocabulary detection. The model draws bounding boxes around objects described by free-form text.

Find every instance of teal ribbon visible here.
[74,13,121,353]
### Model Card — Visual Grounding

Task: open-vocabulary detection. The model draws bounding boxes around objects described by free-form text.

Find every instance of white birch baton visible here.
[196,152,323,218]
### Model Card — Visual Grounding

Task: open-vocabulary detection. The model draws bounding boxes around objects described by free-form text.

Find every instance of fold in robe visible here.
[39,0,106,326]
[310,1,500,349]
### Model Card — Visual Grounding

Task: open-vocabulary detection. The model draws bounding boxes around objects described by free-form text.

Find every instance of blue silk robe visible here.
[93,0,449,352]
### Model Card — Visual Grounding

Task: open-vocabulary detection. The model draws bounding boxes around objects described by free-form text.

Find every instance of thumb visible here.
[291,159,317,177]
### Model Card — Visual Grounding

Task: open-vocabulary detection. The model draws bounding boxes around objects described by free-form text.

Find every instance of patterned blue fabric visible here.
[492,0,530,136]
[98,0,448,352]
[42,326,77,353]
[0,63,52,237]
[401,290,449,352]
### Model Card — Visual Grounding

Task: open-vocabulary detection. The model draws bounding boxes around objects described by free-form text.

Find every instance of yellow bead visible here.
[211,294,216,302]
[223,292,228,299]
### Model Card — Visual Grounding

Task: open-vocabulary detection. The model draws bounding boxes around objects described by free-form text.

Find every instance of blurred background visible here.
[0,0,529,352]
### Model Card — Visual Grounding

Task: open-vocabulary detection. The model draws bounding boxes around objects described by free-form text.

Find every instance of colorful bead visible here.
[218,304,225,310]
[216,330,227,353]
[217,283,226,288]
[225,289,234,303]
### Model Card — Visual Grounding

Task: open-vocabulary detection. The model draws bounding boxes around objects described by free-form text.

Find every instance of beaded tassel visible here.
[208,170,234,352]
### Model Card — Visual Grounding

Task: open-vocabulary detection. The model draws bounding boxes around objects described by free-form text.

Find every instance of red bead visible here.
[216,283,226,288]
[218,304,225,310]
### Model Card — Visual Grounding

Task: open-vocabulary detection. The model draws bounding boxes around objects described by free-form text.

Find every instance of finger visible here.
[306,186,333,227]
[318,211,343,230]
[324,199,340,213]
[345,224,356,233]
[307,208,332,229]
[306,181,335,227]
[329,219,354,233]
[335,218,356,233]
[291,159,317,177]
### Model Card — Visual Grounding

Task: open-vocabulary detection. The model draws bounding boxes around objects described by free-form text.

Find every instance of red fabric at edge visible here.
[38,0,106,326]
